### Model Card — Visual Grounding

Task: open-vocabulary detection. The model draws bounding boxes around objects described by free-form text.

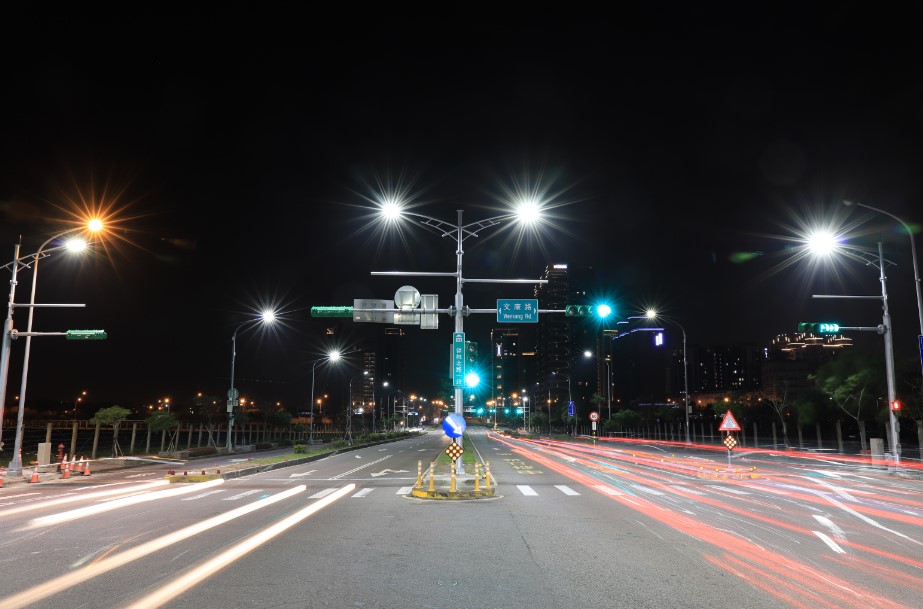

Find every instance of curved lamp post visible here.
[4,222,102,476]
[308,349,359,445]
[644,310,691,444]
[376,200,544,473]
[227,310,276,453]
[583,350,612,421]
[843,200,923,378]
[806,235,900,464]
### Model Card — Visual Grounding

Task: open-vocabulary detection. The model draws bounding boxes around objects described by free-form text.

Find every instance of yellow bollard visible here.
[415,460,423,488]
[474,463,481,492]
[450,466,457,493]
[428,462,435,492]
[485,461,491,489]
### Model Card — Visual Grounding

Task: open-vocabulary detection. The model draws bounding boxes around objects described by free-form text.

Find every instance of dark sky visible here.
[1,7,922,411]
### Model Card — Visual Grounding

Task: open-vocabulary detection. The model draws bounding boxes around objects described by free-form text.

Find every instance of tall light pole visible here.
[308,350,347,446]
[644,311,690,444]
[376,201,545,473]
[844,199,923,378]
[227,310,276,453]
[583,349,613,421]
[807,235,901,464]
[5,223,102,476]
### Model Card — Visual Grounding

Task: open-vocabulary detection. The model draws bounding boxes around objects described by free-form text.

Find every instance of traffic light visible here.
[891,400,901,412]
[65,329,107,340]
[465,341,478,365]
[797,322,841,334]
[565,304,613,318]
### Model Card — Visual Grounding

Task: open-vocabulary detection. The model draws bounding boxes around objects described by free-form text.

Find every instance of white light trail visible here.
[0,481,168,519]
[0,485,307,609]
[122,484,356,609]
[25,479,222,528]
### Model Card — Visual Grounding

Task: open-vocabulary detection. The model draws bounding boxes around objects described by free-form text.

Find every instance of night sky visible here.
[2,8,922,413]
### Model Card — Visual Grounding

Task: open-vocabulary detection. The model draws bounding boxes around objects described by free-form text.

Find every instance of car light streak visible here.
[24,479,222,529]
[121,483,356,609]
[0,485,307,609]
[813,531,847,553]
[0,481,168,519]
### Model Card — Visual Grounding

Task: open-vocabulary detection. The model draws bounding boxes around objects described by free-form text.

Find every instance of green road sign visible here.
[65,329,107,340]
[798,322,840,334]
[311,306,354,318]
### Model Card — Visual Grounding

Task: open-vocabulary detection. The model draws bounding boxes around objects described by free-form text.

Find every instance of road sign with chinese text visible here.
[452,332,465,387]
[496,299,538,323]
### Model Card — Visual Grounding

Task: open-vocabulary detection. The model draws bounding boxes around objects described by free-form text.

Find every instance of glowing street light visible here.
[375,197,546,473]
[806,233,900,464]
[2,221,103,476]
[644,309,691,444]
[308,349,354,445]
[227,310,276,453]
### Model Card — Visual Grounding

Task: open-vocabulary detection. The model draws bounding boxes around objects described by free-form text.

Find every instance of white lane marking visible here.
[555,485,580,496]
[331,455,391,480]
[397,486,413,494]
[181,490,225,501]
[309,488,338,499]
[631,484,665,496]
[813,531,846,554]
[813,515,846,539]
[517,485,538,496]
[675,487,705,495]
[352,488,374,498]
[224,490,263,501]
[594,485,623,496]
[288,470,316,478]
[808,469,843,479]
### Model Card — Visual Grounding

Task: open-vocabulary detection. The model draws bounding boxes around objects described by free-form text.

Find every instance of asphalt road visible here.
[0,427,921,609]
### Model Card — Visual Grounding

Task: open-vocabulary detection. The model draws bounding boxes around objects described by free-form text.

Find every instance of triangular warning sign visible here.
[718,410,741,431]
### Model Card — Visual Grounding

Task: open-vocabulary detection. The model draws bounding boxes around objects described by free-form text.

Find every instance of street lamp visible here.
[308,350,349,445]
[3,223,102,476]
[583,350,612,421]
[227,310,276,453]
[843,200,923,378]
[376,200,544,473]
[806,236,900,464]
[643,311,691,444]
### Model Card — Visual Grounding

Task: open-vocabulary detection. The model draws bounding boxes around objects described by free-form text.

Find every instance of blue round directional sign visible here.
[442,413,467,439]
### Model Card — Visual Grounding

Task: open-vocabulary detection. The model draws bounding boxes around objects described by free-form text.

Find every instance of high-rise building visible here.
[534,264,572,421]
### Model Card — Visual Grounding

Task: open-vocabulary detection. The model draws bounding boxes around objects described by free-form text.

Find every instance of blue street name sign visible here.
[443,413,467,439]
[567,400,575,417]
[497,299,539,323]
[452,332,465,387]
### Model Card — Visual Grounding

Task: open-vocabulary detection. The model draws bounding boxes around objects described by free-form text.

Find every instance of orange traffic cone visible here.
[83,461,91,476]
[30,469,39,483]
[201,469,206,475]
[62,466,70,479]
[76,458,84,473]
[59,454,67,472]
[0,477,5,488]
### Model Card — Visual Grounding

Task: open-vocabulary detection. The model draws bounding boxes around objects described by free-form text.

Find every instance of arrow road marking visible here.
[288,470,316,478]
[370,469,409,477]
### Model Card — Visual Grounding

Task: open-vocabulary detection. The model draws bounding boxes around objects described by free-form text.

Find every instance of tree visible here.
[90,406,132,457]
[756,381,795,447]
[812,351,885,452]
[147,412,181,454]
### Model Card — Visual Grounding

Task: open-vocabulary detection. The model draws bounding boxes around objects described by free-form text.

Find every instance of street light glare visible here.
[65,238,88,252]
[645,309,657,319]
[807,231,839,255]
[583,350,592,358]
[596,304,612,318]
[260,310,276,323]
[380,201,402,221]
[514,199,541,224]
[87,218,104,232]
[328,351,341,362]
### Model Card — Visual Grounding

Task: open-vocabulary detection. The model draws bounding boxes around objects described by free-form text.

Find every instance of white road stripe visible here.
[352,488,374,498]
[813,531,846,553]
[224,490,263,501]
[309,488,339,499]
[181,490,225,501]
[517,485,538,496]
[397,486,413,494]
[594,485,623,496]
[555,485,580,496]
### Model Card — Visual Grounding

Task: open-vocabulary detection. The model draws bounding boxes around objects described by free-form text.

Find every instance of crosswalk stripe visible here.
[517,485,538,496]
[224,489,263,501]
[353,488,374,498]
[555,485,580,496]
[594,484,623,496]
[309,488,338,499]
[397,486,413,494]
